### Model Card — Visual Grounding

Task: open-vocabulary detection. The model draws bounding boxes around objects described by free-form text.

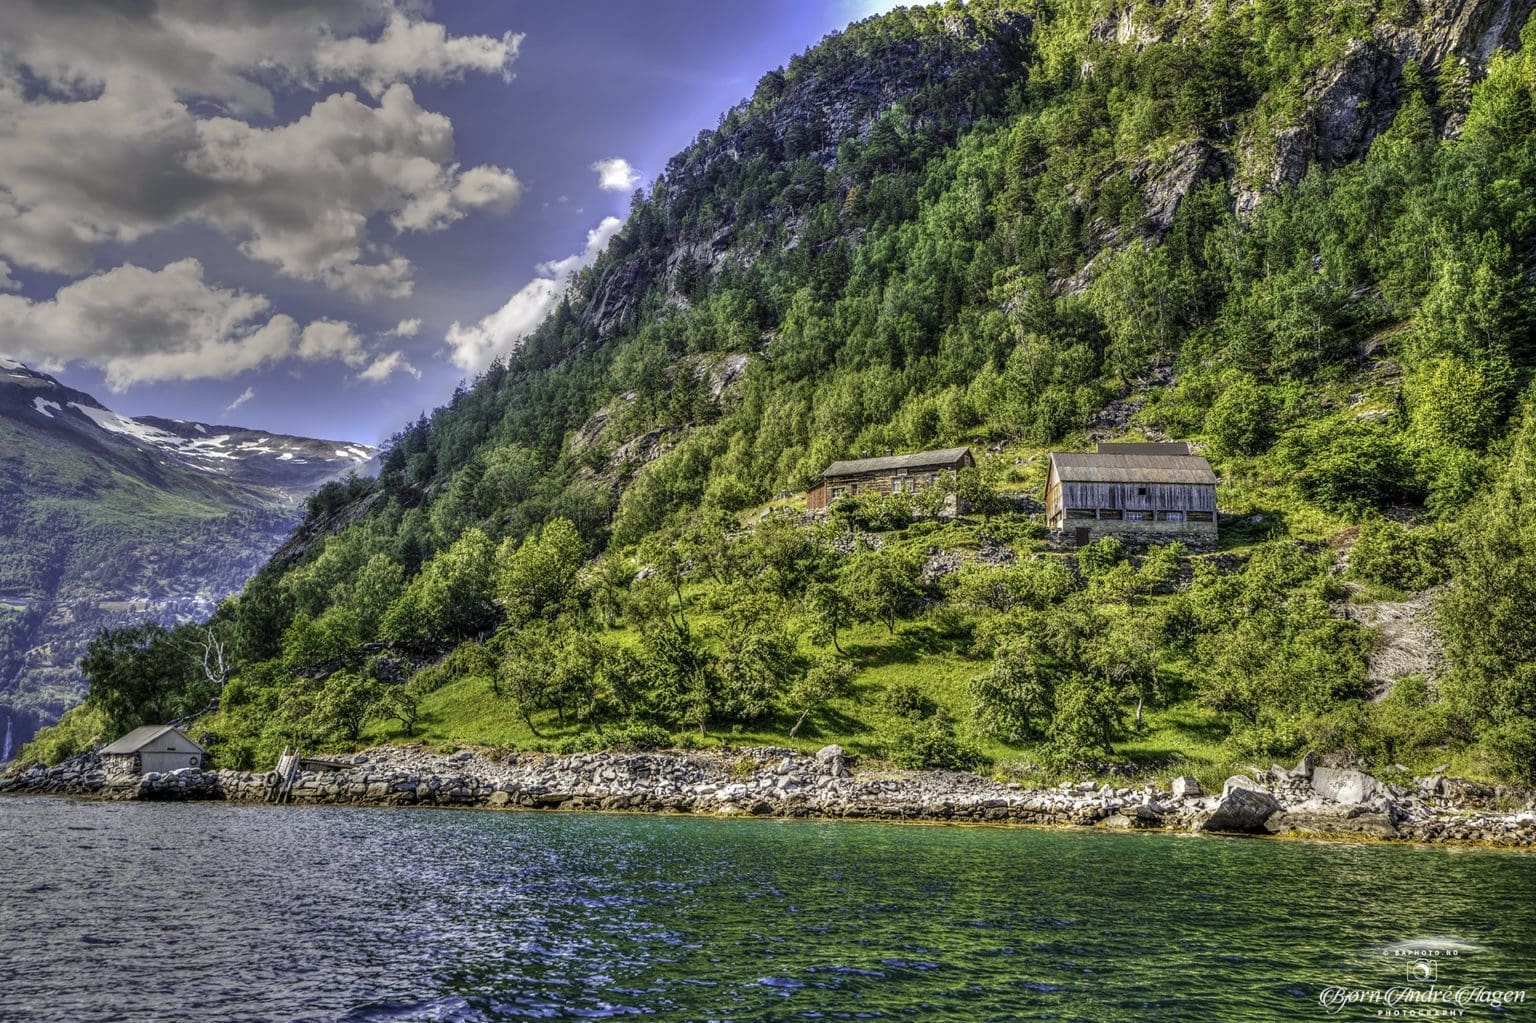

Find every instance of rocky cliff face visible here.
[575,10,1035,343]
[1238,0,1536,210]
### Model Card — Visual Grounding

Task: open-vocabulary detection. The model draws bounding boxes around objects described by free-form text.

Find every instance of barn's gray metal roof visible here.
[1095,442,1194,455]
[1050,451,1218,485]
[822,447,972,479]
[101,724,205,755]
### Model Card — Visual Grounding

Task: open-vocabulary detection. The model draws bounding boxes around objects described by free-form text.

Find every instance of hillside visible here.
[25,0,1536,787]
[0,358,375,755]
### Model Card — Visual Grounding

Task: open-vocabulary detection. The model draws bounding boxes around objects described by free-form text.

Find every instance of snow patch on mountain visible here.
[69,402,182,446]
[33,397,60,418]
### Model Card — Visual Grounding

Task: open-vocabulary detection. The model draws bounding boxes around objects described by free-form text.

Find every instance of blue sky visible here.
[0,1,918,444]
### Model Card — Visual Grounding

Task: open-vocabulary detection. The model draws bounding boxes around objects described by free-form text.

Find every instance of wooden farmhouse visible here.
[100,725,207,776]
[806,447,974,511]
[1045,442,1218,547]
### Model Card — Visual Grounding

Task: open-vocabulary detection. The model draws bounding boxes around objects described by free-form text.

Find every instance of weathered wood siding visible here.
[1059,482,1216,513]
[809,451,973,510]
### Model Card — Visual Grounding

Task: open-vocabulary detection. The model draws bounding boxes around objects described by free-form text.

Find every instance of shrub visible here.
[606,722,672,752]
[1349,518,1448,591]
[879,714,987,771]
[1478,719,1536,786]
[1205,375,1275,456]
[1077,535,1127,577]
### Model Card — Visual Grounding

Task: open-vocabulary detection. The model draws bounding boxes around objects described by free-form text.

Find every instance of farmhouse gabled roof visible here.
[1049,443,1217,485]
[100,724,204,755]
[821,447,973,479]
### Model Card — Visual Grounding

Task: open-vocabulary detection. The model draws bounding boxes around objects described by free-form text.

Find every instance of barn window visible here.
[1125,511,1148,521]
[1188,511,1214,522]
[1098,509,1123,519]
[1067,508,1096,520]
[1137,486,1148,497]
[1160,511,1185,522]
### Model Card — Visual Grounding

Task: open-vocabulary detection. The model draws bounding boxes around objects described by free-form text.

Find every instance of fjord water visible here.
[2,799,1532,1022]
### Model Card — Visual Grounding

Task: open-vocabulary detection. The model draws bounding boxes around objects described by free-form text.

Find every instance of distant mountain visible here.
[0,357,376,756]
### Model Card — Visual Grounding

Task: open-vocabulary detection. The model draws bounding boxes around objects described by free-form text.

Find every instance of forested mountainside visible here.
[0,359,374,755]
[26,0,1536,788]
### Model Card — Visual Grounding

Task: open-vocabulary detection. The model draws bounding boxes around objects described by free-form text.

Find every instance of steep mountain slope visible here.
[0,358,375,755]
[28,0,1536,784]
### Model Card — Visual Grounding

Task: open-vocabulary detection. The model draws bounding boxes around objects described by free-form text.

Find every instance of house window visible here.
[830,487,847,499]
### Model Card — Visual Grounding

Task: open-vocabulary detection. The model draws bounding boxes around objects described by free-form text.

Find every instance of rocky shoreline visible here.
[4,744,1534,848]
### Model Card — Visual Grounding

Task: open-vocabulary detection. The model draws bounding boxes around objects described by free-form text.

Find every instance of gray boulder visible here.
[1292,751,1318,779]
[1170,776,1202,799]
[1201,787,1282,834]
[1310,767,1380,805]
[815,744,848,778]
[1222,775,1265,796]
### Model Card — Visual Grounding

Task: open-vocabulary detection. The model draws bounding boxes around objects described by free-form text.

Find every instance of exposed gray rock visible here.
[1170,776,1202,799]
[815,744,849,778]
[1202,787,1283,834]
[1222,775,1265,796]
[1311,767,1381,805]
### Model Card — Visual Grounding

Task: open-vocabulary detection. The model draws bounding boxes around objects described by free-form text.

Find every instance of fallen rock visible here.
[1202,787,1283,834]
[815,744,849,778]
[1310,767,1381,805]
[1222,775,1265,796]
[1170,776,1202,799]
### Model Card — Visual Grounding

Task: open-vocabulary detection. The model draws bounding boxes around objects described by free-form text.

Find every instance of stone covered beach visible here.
[5,744,1535,849]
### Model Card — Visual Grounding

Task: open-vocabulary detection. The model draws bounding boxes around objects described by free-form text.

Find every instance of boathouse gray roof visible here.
[100,725,205,755]
[1049,443,1217,485]
[821,447,972,478]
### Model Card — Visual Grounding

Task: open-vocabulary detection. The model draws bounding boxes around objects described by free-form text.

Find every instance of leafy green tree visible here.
[80,622,211,735]
[969,639,1051,742]
[804,580,854,653]
[787,657,855,737]
[380,528,497,649]
[496,518,587,623]
[1205,375,1275,456]
[311,671,384,743]
[1047,674,1120,763]
[841,545,922,634]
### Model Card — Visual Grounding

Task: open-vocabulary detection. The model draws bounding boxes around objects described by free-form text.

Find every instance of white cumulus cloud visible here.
[385,318,422,338]
[314,13,523,97]
[298,320,368,367]
[0,259,383,388]
[0,3,523,298]
[592,158,641,192]
[446,217,624,374]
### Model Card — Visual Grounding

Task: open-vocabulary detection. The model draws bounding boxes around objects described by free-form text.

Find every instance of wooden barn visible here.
[806,447,974,511]
[1044,442,1218,547]
[100,725,207,776]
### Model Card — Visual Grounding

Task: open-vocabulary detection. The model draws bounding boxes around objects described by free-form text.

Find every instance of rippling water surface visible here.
[2,797,1533,1021]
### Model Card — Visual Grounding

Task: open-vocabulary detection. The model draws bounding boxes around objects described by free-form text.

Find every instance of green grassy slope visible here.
[28,0,1536,786]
